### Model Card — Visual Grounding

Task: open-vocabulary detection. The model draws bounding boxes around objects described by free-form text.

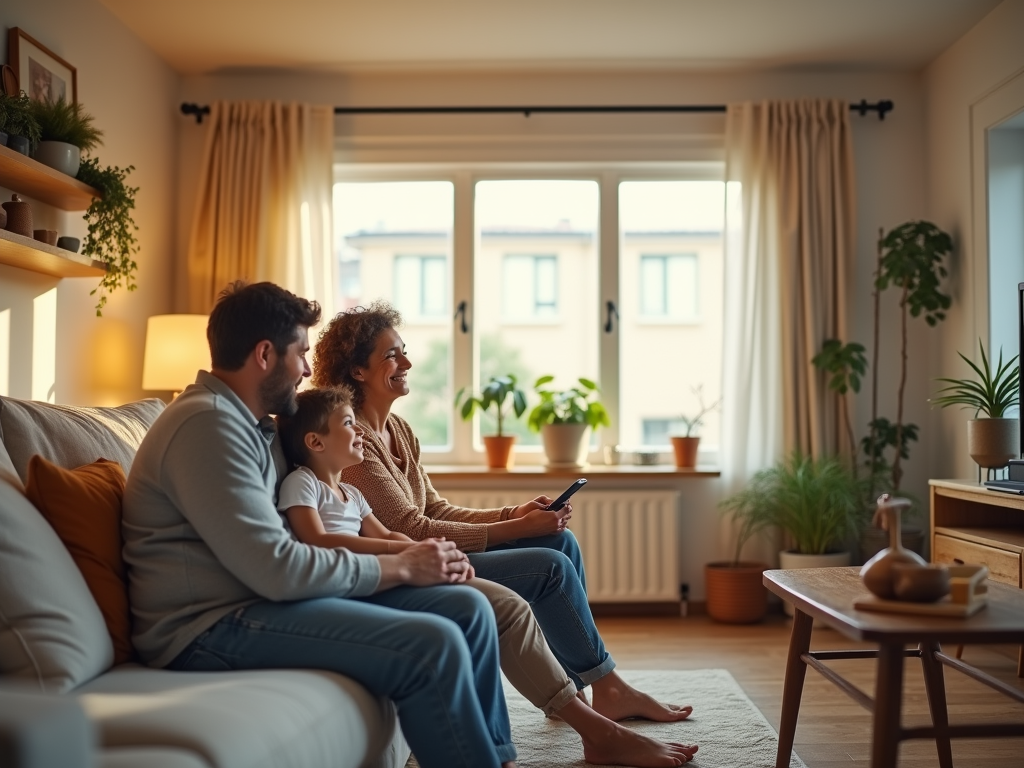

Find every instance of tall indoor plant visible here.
[528,376,610,468]
[930,340,1020,470]
[455,374,528,469]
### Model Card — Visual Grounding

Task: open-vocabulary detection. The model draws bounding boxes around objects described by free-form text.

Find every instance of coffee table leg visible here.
[776,607,813,768]
[872,643,905,768]
[920,641,953,768]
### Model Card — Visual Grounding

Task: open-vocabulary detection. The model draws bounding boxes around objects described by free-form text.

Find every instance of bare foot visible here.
[591,672,693,722]
[546,689,591,721]
[581,720,697,767]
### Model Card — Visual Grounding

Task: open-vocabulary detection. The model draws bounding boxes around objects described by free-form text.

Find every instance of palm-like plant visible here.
[455,374,527,436]
[930,340,1020,417]
[719,451,862,559]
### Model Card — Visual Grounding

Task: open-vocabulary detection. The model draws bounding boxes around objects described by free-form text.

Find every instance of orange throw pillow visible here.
[25,455,134,665]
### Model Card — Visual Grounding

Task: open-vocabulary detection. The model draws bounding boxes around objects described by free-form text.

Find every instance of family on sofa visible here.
[0,281,698,768]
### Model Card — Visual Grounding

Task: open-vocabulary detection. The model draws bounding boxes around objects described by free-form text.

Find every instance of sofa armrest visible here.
[0,685,95,768]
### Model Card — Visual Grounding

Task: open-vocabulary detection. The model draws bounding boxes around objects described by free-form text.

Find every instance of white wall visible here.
[925,0,1024,480]
[0,0,179,406]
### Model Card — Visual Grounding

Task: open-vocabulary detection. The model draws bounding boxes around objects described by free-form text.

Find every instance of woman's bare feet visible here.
[590,671,693,722]
[558,698,697,767]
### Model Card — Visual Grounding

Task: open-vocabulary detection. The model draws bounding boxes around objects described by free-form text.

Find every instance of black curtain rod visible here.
[180,99,893,125]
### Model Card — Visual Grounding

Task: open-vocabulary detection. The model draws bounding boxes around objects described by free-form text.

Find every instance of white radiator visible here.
[443,490,680,603]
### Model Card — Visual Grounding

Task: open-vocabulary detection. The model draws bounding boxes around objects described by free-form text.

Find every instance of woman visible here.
[313,302,697,753]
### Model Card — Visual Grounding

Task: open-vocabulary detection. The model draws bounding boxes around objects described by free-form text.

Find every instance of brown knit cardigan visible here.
[341,413,516,552]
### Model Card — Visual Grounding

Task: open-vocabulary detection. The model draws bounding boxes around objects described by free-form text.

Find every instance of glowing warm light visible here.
[32,289,56,403]
[142,315,209,394]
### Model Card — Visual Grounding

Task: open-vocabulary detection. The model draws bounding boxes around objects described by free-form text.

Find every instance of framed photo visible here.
[7,27,77,104]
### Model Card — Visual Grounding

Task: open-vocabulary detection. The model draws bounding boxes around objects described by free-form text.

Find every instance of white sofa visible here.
[0,395,410,768]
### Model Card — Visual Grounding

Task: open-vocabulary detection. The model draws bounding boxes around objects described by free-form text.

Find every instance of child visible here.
[276,386,414,555]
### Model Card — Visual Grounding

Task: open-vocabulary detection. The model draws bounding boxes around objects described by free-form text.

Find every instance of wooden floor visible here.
[594,613,1024,767]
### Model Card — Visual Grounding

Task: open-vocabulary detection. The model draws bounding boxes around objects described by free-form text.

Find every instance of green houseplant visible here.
[528,376,610,468]
[76,157,139,316]
[670,384,720,469]
[0,91,41,155]
[30,96,103,176]
[930,340,1020,470]
[455,374,528,469]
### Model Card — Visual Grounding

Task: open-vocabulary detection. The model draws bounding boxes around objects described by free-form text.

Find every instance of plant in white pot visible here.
[455,374,528,469]
[930,340,1020,473]
[30,96,103,177]
[527,376,610,468]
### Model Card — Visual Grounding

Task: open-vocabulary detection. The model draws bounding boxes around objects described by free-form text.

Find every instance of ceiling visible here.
[100,0,1003,76]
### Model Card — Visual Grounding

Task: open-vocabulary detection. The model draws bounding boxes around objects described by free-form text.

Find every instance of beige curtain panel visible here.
[723,99,855,463]
[186,101,335,318]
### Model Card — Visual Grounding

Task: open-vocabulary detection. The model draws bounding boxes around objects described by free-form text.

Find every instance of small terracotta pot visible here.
[33,229,58,246]
[670,436,700,468]
[705,562,768,624]
[483,435,516,469]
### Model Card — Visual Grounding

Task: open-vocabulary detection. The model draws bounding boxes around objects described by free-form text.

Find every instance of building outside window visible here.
[639,253,699,321]
[394,254,447,320]
[502,254,558,320]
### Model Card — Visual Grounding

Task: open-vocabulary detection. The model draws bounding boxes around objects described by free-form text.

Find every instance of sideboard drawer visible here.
[933,534,1022,587]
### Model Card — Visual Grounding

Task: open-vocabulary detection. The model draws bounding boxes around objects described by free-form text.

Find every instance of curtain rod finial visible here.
[180,103,211,124]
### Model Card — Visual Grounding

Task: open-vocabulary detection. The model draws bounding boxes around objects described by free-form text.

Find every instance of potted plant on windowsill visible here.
[527,376,610,469]
[930,339,1020,471]
[670,385,720,469]
[455,374,528,469]
[720,450,862,615]
[30,96,103,177]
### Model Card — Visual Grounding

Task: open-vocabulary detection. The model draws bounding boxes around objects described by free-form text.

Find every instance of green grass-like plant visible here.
[455,374,527,436]
[0,91,42,150]
[719,451,862,560]
[930,340,1019,418]
[76,157,139,316]
[31,97,103,152]
[527,376,610,432]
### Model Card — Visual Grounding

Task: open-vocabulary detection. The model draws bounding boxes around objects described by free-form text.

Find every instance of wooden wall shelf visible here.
[0,229,105,278]
[0,144,100,210]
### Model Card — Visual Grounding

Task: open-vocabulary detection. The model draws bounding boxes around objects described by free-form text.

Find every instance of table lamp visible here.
[142,314,209,397]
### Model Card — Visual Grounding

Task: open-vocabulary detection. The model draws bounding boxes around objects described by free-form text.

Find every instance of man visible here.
[123,281,516,768]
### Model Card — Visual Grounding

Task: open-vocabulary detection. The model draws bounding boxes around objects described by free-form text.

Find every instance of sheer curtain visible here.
[720,99,856,564]
[186,101,335,318]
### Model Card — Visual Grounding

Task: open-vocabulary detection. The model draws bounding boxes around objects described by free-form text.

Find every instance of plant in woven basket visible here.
[76,157,139,316]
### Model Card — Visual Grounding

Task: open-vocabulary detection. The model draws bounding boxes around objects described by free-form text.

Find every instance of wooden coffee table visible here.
[764,567,1024,768]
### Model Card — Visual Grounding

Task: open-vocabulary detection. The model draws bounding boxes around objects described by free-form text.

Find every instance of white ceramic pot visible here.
[967,418,1019,469]
[33,141,81,177]
[778,550,852,616]
[540,423,590,468]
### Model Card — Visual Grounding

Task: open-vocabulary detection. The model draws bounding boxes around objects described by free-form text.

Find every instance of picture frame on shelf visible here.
[7,27,77,104]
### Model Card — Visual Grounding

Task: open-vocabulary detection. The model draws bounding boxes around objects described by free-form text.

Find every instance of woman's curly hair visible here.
[313,300,403,409]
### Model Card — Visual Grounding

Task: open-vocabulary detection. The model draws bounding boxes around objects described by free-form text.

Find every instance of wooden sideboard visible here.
[930,479,1024,675]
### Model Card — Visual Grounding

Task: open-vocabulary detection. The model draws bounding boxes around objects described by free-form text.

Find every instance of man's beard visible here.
[261,358,299,416]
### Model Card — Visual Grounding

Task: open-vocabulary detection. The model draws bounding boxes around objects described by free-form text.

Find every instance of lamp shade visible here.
[142,315,210,392]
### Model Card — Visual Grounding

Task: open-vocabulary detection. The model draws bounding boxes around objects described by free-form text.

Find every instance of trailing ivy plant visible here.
[76,157,139,315]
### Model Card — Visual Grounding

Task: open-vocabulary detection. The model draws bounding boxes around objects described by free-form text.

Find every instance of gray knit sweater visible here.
[123,371,381,667]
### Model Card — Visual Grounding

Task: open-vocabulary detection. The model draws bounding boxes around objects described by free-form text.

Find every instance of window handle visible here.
[454,300,469,333]
[604,300,619,333]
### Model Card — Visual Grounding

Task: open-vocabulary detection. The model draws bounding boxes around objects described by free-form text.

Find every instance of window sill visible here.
[424,463,720,480]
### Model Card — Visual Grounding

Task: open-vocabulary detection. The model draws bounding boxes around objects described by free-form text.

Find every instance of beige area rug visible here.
[408,668,806,768]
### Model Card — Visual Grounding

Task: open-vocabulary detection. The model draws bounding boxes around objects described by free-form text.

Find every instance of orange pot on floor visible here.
[670,436,700,468]
[483,435,516,469]
[704,562,769,624]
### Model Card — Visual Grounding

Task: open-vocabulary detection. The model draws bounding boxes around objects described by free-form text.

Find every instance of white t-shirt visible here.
[277,466,372,536]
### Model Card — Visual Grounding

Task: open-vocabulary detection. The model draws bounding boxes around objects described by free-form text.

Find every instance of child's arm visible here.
[361,513,415,543]
[286,506,412,554]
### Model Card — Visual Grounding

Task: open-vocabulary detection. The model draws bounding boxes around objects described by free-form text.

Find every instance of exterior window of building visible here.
[642,418,689,446]
[639,253,698,320]
[502,254,558,320]
[395,254,447,320]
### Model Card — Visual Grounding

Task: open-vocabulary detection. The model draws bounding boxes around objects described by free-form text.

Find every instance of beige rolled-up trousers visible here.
[467,578,577,715]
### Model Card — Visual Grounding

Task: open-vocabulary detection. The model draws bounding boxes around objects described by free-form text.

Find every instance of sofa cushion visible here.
[24,456,134,666]
[0,396,165,484]
[77,666,408,768]
[0,479,114,693]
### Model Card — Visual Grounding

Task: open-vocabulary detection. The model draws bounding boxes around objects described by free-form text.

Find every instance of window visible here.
[333,171,724,463]
[502,255,558,320]
[639,254,698,320]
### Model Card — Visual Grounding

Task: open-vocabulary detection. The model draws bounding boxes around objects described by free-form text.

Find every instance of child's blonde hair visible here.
[276,385,355,467]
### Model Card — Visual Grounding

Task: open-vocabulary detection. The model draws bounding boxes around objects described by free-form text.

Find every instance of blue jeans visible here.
[167,585,515,768]
[471,529,615,690]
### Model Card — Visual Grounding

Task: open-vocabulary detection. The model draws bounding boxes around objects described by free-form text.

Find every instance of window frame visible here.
[333,162,724,465]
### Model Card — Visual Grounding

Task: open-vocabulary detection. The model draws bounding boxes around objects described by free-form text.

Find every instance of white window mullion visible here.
[451,170,476,463]
[598,171,621,456]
